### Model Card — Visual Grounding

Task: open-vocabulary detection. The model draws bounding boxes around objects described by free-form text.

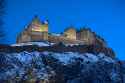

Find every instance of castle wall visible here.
[63,28,76,40]
[16,32,31,43]
[16,16,106,47]
[76,30,95,45]
[31,31,48,41]
[48,35,84,44]
[95,37,106,47]
[17,16,49,43]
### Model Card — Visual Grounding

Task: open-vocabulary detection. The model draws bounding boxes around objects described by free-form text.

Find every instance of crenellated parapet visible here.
[16,15,107,47]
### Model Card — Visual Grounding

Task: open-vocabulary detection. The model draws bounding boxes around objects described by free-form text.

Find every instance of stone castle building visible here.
[63,27,76,40]
[76,28,95,44]
[17,16,48,43]
[17,16,106,46]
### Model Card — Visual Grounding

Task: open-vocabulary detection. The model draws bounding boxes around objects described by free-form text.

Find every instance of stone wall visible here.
[63,28,76,40]
[16,24,106,47]
[16,30,31,43]
[76,29,95,45]
[48,35,85,45]
[16,16,106,47]
[31,31,48,41]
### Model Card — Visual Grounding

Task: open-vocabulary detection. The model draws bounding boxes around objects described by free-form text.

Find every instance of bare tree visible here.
[0,0,5,43]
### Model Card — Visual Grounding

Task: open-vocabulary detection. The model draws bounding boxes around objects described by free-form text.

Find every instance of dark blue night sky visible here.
[4,0,125,60]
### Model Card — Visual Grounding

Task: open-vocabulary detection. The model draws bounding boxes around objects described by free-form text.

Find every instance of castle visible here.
[16,16,106,47]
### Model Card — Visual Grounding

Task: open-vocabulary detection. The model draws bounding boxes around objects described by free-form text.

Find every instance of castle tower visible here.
[16,15,49,43]
[76,28,95,44]
[29,15,49,41]
[63,27,76,40]
[30,15,48,32]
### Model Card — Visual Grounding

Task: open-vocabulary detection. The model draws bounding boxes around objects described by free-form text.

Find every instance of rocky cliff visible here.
[0,41,124,83]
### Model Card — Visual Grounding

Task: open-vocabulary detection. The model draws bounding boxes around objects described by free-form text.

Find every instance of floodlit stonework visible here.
[16,16,106,46]
[63,27,76,40]
[17,16,48,43]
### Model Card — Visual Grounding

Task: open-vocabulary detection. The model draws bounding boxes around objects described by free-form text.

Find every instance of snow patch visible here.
[98,53,114,63]
[11,42,50,47]
[14,51,32,63]
[51,33,61,36]
[48,52,99,65]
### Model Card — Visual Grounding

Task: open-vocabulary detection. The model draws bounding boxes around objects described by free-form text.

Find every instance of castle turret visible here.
[63,27,76,40]
[29,15,48,32]
[16,15,49,43]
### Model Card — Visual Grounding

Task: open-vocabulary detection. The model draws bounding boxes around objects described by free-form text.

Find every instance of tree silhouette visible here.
[0,0,5,43]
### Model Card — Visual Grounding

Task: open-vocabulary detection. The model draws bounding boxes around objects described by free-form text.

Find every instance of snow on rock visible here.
[51,33,61,37]
[0,51,125,83]
[83,53,99,62]
[65,44,80,47]
[47,52,99,65]
[11,41,51,47]
[51,52,78,65]
[14,51,32,63]
[98,53,115,63]
[0,51,55,81]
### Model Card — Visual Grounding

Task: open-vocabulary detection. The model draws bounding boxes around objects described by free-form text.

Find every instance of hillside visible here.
[0,42,125,83]
[0,42,115,58]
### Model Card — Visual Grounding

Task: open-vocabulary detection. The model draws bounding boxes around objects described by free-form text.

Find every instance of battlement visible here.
[16,16,106,47]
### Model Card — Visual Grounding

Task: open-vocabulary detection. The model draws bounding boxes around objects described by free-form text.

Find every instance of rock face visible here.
[0,42,115,58]
[0,50,125,83]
